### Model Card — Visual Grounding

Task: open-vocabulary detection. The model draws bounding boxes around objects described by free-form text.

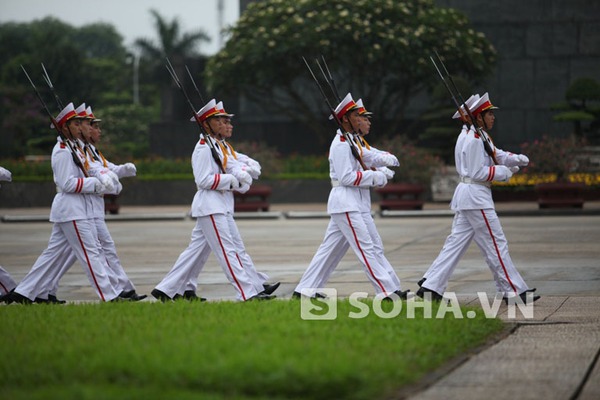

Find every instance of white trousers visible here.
[156,214,261,301]
[295,211,401,296]
[182,213,268,293]
[15,220,120,301]
[0,266,17,295]
[422,209,530,296]
[35,217,134,299]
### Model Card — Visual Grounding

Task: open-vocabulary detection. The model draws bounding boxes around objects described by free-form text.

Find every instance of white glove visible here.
[380,153,400,167]
[122,162,137,177]
[93,179,106,194]
[247,159,261,172]
[516,154,529,166]
[497,165,514,182]
[509,166,520,174]
[372,171,388,187]
[379,167,395,180]
[107,170,121,187]
[229,176,240,190]
[243,164,261,179]
[235,170,253,186]
[0,167,12,182]
[98,173,115,193]
[113,181,123,195]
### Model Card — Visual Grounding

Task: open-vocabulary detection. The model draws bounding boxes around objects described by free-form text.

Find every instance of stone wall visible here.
[432,0,600,150]
[227,0,600,154]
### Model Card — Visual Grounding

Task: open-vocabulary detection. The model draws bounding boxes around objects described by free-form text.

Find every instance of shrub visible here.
[375,135,443,186]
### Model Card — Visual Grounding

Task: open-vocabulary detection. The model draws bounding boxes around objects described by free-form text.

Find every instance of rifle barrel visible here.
[21,65,88,177]
[165,58,225,173]
[430,53,498,164]
[303,57,368,171]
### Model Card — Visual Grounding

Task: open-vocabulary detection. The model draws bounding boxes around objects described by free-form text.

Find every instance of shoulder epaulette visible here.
[340,136,346,142]
[199,139,205,145]
[60,143,66,149]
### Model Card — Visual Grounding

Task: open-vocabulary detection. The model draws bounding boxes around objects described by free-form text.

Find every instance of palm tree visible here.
[134,9,211,83]
[135,9,211,58]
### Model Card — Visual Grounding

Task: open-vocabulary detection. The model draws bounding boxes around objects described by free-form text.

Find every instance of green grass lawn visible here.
[1,299,504,400]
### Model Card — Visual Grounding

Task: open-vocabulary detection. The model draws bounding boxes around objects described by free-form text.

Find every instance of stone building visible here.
[151,0,600,156]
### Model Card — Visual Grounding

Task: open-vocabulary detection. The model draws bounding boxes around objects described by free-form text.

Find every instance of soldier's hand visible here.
[379,167,395,180]
[236,170,253,186]
[0,166,12,182]
[380,154,400,167]
[107,171,121,186]
[98,173,115,193]
[93,179,106,194]
[372,171,388,187]
[229,176,240,190]
[248,159,261,174]
[122,163,137,177]
[509,166,520,174]
[243,164,261,179]
[496,165,514,182]
[516,154,529,166]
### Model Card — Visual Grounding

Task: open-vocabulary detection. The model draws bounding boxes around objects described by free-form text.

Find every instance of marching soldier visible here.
[35,105,145,302]
[416,93,540,304]
[294,93,408,300]
[172,101,279,299]
[152,99,274,301]
[0,167,17,303]
[11,103,121,303]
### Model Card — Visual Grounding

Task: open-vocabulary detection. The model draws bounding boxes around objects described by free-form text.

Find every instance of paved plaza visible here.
[1,203,599,399]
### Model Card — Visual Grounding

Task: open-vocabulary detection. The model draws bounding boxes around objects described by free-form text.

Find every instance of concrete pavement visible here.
[1,202,599,399]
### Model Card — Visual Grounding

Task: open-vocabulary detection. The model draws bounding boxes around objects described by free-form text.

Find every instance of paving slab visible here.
[1,204,599,399]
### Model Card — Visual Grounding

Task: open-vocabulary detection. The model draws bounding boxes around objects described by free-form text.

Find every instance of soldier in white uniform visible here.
[170,101,279,300]
[417,93,540,303]
[11,103,121,303]
[36,105,145,302]
[294,93,408,300]
[0,167,18,303]
[152,99,274,301]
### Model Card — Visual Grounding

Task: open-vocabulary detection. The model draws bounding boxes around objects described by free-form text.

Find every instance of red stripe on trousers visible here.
[72,220,106,301]
[344,212,387,295]
[480,210,517,294]
[236,254,244,268]
[209,215,246,300]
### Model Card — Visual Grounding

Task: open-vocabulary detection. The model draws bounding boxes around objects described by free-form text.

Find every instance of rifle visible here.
[302,56,368,171]
[318,55,341,103]
[430,51,498,165]
[40,64,100,162]
[41,63,64,110]
[21,65,88,177]
[165,58,225,173]
[185,65,206,105]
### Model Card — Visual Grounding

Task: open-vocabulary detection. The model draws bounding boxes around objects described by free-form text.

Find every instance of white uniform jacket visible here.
[451,126,524,211]
[190,136,242,217]
[327,130,385,214]
[49,138,99,223]
[352,135,397,213]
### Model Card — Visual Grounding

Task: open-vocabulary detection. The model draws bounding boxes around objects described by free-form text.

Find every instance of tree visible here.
[552,77,600,143]
[0,18,150,157]
[206,0,496,146]
[134,9,211,84]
